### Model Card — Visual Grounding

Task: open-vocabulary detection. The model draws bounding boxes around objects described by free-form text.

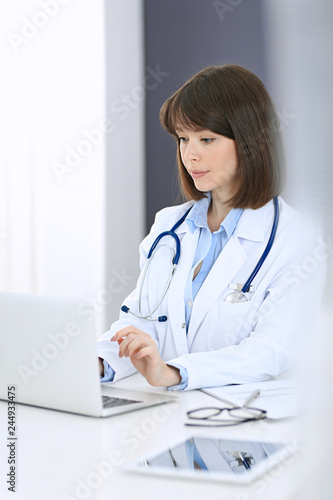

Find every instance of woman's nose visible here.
[182,140,199,162]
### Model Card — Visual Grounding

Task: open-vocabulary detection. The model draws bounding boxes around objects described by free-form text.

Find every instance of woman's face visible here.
[177,128,238,201]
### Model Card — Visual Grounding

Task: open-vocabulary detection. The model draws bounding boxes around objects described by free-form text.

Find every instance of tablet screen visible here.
[129,436,295,484]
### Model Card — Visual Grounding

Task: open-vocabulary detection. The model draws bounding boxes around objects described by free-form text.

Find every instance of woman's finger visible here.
[122,336,149,358]
[134,346,156,360]
[117,333,143,357]
[111,325,144,342]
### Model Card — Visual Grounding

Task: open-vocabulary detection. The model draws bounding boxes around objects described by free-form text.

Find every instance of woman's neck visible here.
[207,195,232,232]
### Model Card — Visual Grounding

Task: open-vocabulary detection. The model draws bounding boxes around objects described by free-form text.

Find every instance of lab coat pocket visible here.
[208,294,264,350]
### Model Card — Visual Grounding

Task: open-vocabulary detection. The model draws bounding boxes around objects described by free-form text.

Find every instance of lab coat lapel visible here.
[167,223,199,356]
[187,235,246,346]
[187,203,270,348]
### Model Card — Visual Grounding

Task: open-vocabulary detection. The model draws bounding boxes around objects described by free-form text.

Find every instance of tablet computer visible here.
[126,436,298,484]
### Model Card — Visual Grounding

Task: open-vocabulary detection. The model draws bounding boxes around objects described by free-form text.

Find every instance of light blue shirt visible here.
[183,194,243,333]
[101,194,243,390]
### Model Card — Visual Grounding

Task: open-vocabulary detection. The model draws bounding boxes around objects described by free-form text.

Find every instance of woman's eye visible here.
[201,138,214,143]
[178,137,188,143]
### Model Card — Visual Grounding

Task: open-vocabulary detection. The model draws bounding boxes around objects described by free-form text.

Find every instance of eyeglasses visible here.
[186,406,267,427]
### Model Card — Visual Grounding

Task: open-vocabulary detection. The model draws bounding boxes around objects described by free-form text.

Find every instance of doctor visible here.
[97,64,319,391]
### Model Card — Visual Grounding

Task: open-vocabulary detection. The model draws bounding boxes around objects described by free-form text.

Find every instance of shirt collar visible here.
[186,194,211,233]
[186,192,243,237]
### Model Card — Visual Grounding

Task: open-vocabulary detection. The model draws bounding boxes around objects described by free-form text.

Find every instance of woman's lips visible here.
[190,170,208,179]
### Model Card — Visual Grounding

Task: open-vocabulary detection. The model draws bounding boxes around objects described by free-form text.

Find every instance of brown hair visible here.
[159,65,286,209]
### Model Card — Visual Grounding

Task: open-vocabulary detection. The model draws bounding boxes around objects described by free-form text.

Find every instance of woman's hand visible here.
[98,357,104,376]
[111,326,181,387]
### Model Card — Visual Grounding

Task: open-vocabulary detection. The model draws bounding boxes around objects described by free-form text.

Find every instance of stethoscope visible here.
[121,197,279,322]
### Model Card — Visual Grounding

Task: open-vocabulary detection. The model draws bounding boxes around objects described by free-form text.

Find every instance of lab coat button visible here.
[181,323,186,328]
[188,300,193,307]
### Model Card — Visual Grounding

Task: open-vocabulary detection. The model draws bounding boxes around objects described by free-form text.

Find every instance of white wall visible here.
[0,0,145,336]
[103,0,145,333]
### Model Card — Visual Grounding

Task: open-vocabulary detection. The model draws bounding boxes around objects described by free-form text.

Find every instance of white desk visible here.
[0,373,304,500]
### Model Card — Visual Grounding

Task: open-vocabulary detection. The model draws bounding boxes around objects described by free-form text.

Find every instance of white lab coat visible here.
[96,196,323,390]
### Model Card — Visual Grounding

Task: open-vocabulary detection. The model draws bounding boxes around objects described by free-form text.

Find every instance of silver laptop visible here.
[0,292,177,417]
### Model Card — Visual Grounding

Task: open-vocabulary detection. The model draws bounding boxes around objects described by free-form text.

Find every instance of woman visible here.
[97,64,318,391]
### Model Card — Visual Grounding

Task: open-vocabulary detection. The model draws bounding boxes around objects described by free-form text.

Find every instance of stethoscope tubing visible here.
[241,196,279,294]
[121,198,279,321]
[137,260,177,321]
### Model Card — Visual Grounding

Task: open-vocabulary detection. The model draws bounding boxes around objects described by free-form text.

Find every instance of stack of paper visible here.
[201,379,300,420]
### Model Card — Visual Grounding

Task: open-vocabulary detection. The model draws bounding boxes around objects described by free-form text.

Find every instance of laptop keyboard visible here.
[102,395,143,409]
